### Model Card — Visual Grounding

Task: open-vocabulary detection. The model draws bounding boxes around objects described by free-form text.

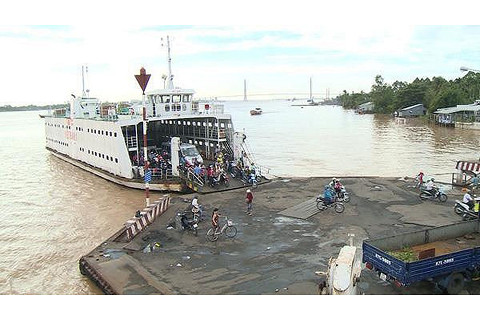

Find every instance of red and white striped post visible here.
[135,67,151,207]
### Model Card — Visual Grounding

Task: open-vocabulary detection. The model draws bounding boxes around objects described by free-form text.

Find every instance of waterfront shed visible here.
[356,102,375,114]
[433,103,480,126]
[398,104,426,117]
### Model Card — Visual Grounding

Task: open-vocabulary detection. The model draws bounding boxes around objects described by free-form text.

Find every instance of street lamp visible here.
[460,66,480,73]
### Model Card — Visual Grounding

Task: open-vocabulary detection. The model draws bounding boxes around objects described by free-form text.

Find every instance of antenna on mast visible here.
[82,66,86,97]
[161,36,174,89]
[82,65,90,98]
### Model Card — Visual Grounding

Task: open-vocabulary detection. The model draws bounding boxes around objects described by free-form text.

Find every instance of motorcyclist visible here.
[323,185,334,205]
[329,178,337,189]
[191,195,203,219]
[425,178,437,196]
[334,179,344,196]
[463,190,474,210]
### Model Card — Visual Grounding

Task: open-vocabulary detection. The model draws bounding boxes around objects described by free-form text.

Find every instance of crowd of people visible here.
[179,149,259,188]
[131,148,172,179]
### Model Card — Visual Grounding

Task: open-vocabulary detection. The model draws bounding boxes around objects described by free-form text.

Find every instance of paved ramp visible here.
[277,197,318,219]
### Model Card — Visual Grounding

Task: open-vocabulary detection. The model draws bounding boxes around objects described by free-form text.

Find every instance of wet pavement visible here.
[80,176,480,294]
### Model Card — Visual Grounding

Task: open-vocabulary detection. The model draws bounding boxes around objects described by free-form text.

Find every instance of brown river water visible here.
[1,101,480,294]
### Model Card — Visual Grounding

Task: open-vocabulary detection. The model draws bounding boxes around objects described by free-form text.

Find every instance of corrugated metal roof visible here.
[433,104,480,114]
[400,103,424,111]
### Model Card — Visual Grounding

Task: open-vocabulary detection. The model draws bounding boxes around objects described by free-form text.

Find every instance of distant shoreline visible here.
[0,105,67,112]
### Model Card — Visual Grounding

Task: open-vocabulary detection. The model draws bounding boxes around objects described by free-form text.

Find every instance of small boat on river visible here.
[250,108,263,115]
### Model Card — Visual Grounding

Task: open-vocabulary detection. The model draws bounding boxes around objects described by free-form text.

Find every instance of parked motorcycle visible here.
[210,171,230,188]
[419,189,447,202]
[454,200,479,221]
[178,211,198,236]
[316,196,345,213]
[242,172,258,189]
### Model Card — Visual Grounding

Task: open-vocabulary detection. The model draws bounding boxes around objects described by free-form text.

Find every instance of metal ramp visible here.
[277,197,319,220]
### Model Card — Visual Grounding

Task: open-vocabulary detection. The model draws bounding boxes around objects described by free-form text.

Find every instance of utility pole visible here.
[135,67,151,207]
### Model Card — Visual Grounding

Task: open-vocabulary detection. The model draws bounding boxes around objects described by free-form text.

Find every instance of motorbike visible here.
[335,186,350,203]
[242,172,258,189]
[210,171,230,188]
[178,211,198,236]
[316,196,345,213]
[454,200,478,221]
[419,188,447,202]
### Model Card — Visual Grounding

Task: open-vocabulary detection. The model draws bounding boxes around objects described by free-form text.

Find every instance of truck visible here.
[362,220,480,294]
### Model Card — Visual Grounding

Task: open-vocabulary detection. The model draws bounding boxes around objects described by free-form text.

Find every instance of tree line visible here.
[0,104,68,112]
[338,72,480,114]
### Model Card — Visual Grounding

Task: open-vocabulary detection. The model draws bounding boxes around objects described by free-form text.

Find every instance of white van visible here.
[180,143,203,165]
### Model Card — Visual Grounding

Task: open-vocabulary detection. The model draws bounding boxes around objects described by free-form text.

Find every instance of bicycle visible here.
[206,216,237,241]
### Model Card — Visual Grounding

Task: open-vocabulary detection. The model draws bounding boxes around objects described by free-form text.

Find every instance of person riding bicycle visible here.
[463,190,475,210]
[211,208,221,233]
[323,185,334,205]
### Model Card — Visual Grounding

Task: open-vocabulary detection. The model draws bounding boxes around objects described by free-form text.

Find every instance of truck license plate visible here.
[379,273,387,281]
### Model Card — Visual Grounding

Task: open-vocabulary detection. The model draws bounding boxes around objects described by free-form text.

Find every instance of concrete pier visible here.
[79,176,480,294]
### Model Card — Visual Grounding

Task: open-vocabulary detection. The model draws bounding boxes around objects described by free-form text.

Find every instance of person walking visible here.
[246,189,254,215]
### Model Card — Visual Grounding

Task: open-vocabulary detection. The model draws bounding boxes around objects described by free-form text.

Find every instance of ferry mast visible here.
[163,36,174,90]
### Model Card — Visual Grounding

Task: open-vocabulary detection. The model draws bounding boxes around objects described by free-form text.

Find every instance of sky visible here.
[1,1,480,106]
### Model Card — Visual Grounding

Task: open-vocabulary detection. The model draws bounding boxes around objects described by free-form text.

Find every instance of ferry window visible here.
[203,122,206,126]
[165,105,170,112]
[187,121,191,125]
[95,152,97,156]
[182,104,186,111]
[114,133,117,137]
[106,155,109,160]
[220,123,225,128]
[183,121,186,125]
[182,95,191,102]
[102,154,105,158]
[172,95,181,103]
[208,122,213,127]
[155,96,161,104]
[109,132,112,136]
[115,158,118,163]
[178,121,181,125]
[162,95,171,103]
[227,124,232,128]
[189,140,192,144]
[199,141,203,145]
[101,130,104,135]
[197,122,201,126]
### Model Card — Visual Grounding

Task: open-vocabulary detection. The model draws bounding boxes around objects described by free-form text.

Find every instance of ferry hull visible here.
[49,149,184,192]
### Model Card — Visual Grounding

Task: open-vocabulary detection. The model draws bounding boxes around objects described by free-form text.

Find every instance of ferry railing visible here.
[186,168,205,187]
[151,167,173,180]
[125,136,138,149]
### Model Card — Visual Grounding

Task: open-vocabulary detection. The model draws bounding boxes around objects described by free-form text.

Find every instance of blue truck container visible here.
[362,220,480,294]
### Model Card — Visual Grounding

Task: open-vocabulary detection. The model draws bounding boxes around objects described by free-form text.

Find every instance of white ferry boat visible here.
[43,37,254,192]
